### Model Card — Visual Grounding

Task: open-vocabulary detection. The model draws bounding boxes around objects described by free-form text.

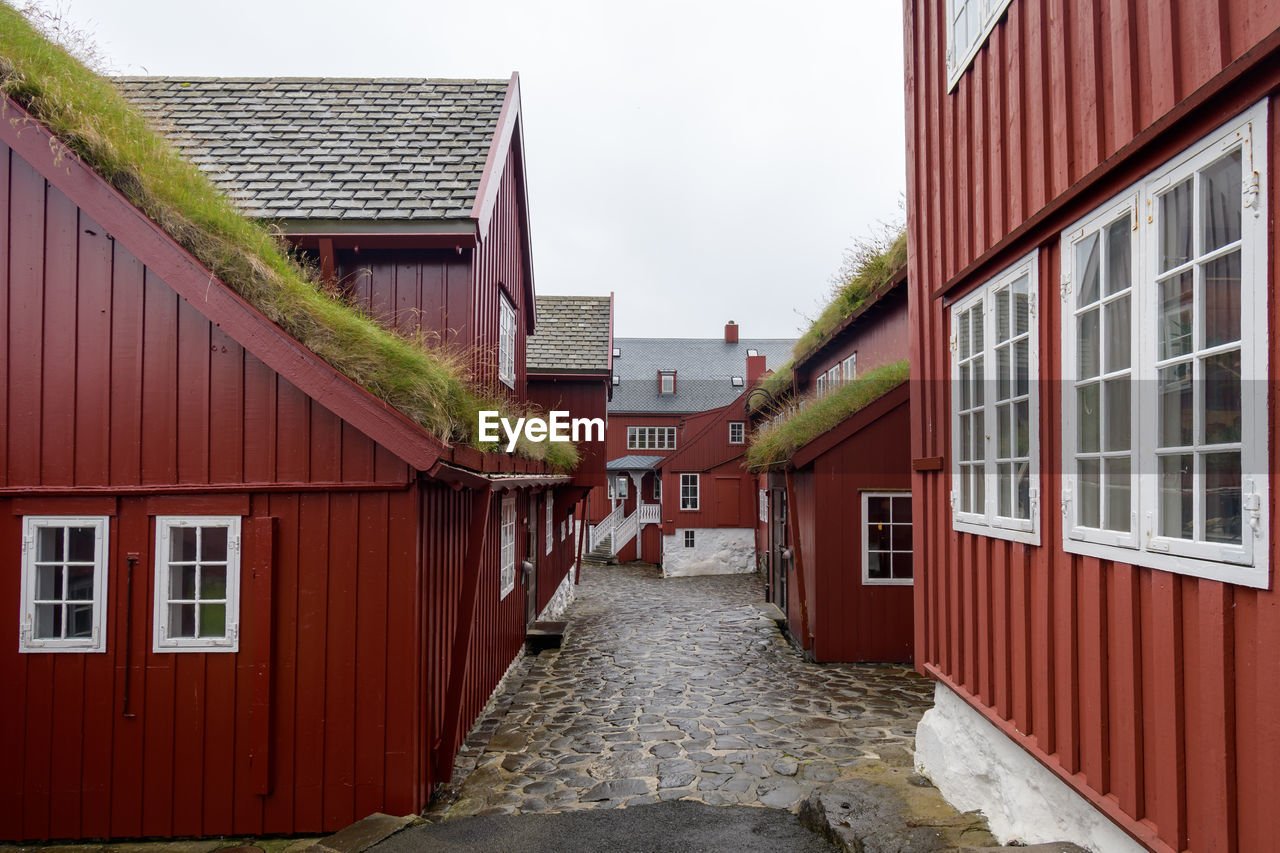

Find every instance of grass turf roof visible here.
[792,229,907,365]
[0,3,576,471]
[746,359,909,470]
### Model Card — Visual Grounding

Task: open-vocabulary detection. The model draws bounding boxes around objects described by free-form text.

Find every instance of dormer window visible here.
[658,370,676,394]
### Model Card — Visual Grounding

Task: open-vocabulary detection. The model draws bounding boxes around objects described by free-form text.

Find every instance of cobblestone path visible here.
[428,563,932,820]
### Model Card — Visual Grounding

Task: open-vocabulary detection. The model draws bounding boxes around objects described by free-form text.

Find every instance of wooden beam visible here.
[435,487,493,773]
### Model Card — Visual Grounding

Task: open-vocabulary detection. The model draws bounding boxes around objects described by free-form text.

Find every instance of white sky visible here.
[54,0,906,339]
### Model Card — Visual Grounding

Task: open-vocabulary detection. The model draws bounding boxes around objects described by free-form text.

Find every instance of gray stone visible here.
[581,779,649,802]
[772,758,799,777]
[759,782,805,809]
[658,773,696,789]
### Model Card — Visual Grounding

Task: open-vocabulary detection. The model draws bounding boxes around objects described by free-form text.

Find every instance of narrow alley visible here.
[428,563,932,819]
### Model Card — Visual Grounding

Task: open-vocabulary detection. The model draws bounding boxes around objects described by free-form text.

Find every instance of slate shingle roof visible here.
[610,337,796,414]
[526,295,612,374]
[114,77,509,222]
[606,455,664,471]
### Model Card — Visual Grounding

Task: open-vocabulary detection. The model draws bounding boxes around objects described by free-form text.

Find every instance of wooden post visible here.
[784,469,812,652]
[435,486,493,773]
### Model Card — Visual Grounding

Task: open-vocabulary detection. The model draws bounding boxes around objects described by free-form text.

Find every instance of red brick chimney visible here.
[747,355,766,386]
[724,320,739,343]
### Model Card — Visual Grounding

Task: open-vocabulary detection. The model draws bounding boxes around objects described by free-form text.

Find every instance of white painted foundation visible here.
[661,528,755,577]
[915,681,1144,853]
[536,561,576,621]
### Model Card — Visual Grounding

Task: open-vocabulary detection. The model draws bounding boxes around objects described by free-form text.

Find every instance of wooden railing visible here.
[638,503,661,525]
[589,503,624,552]
[612,510,639,555]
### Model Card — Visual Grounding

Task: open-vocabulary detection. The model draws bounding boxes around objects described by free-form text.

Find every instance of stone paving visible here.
[428,563,933,820]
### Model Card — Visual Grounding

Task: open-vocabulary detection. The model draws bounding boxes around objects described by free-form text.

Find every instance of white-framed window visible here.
[951,249,1041,545]
[729,421,745,444]
[759,489,768,523]
[946,0,1014,91]
[827,365,841,388]
[545,492,554,556]
[498,293,516,388]
[842,353,857,382]
[680,473,700,511]
[1061,101,1269,588]
[19,516,110,652]
[862,492,914,585]
[659,370,676,394]
[627,426,677,450]
[615,475,628,499]
[653,476,662,501]
[153,517,241,652]
[816,373,827,396]
[500,495,516,599]
[683,530,696,548]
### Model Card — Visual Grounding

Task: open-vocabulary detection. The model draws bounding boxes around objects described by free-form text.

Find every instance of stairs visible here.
[584,534,617,565]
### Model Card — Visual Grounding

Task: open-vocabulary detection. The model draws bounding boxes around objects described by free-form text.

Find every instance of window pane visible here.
[998,462,1012,517]
[959,364,971,410]
[170,565,196,601]
[1203,350,1242,445]
[37,526,63,562]
[1159,271,1194,359]
[973,410,985,460]
[866,551,889,580]
[1204,451,1242,545]
[867,522,892,551]
[895,551,914,579]
[1104,295,1131,373]
[1076,232,1100,306]
[867,496,891,523]
[972,309,984,361]
[1078,309,1100,378]
[171,527,198,562]
[997,404,1010,458]
[1201,149,1242,253]
[972,356,984,406]
[1105,457,1131,532]
[1015,339,1029,396]
[960,465,972,512]
[1015,463,1031,519]
[67,527,96,562]
[1205,250,1241,348]
[66,565,94,601]
[199,603,227,639]
[169,603,196,638]
[1013,277,1029,336]
[996,288,1010,341]
[1159,179,1193,272]
[1159,454,1194,539]
[893,496,912,522]
[203,527,228,562]
[891,523,912,551]
[67,603,94,638]
[997,345,1010,399]
[200,565,228,600]
[35,564,62,601]
[34,603,61,639]
[1104,379,1131,452]
[960,414,972,463]
[1079,458,1101,528]
[974,461,986,512]
[1013,400,1029,458]
[1158,363,1193,447]
[1105,216,1132,296]
[958,310,971,359]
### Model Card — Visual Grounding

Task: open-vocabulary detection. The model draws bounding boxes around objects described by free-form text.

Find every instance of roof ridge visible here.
[112,75,511,84]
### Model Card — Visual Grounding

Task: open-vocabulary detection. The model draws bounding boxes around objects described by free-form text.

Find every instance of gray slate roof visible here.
[610,337,796,414]
[114,77,510,222]
[526,295,612,374]
[606,455,664,471]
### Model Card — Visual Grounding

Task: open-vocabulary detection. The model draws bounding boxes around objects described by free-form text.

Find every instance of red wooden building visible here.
[748,273,914,662]
[905,2,1280,850]
[1,70,602,841]
[587,323,792,570]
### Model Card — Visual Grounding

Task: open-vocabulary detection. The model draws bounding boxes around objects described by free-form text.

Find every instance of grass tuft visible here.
[0,3,577,471]
[793,227,907,364]
[746,359,909,469]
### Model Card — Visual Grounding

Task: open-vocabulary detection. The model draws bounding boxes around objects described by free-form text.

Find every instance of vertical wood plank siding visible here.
[473,139,531,399]
[904,2,1280,850]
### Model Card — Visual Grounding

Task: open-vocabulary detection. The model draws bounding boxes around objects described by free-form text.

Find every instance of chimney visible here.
[724,320,739,343]
[747,354,766,386]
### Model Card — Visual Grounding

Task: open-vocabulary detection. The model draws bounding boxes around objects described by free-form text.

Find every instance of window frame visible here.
[19,516,110,653]
[861,491,914,587]
[680,473,700,511]
[545,492,554,556]
[949,249,1042,545]
[658,370,676,394]
[500,495,516,599]
[498,292,516,389]
[627,426,677,451]
[683,529,696,548]
[153,516,241,653]
[945,0,1015,92]
[653,476,662,501]
[1059,100,1270,588]
[842,352,857,382]
[728,421,745,444]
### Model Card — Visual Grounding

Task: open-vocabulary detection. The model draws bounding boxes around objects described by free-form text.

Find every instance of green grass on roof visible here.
[0,3,576,472]
[793,228,907,364]
[746,359,909,470]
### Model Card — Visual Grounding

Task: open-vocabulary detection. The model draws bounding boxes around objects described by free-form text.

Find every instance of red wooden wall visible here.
[336,248,473,350]
[793,290,910,394]
[527,377,609,490]
[904,2,1280,849]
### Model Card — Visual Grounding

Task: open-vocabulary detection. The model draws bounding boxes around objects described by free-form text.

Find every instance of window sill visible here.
[1063,534,1268,589]
[952,516,1040,547]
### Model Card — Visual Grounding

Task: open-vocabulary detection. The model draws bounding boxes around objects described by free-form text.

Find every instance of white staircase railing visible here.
[589,503,625,553]
[638,503,661,525]
[611,510,639,555]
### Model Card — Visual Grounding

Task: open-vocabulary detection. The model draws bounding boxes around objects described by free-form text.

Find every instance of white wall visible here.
[661,527,755,577]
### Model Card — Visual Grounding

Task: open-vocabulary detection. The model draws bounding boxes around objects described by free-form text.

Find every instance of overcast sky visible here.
[53,0,906,340]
